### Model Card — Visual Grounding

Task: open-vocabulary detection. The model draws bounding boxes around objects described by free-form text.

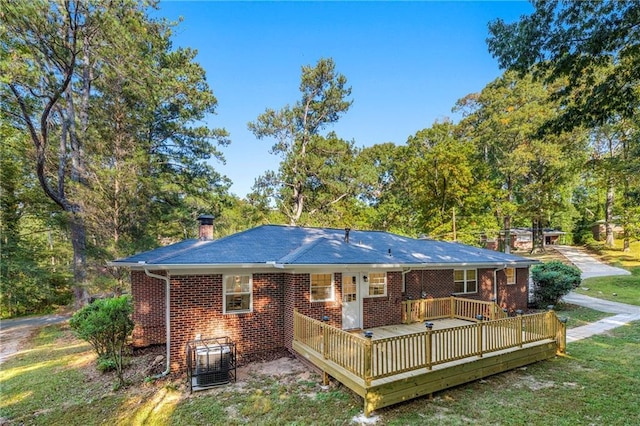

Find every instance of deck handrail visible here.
[293,309,371,379]
[401,296,509,324]
[293,308,565,382]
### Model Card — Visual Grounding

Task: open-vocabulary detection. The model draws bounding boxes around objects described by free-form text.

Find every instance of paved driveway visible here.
[554,245,631,279]
[552,245,639,342]
[0,314,70,364]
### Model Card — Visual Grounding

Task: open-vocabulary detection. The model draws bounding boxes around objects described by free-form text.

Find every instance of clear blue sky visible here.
[155,1,533,197]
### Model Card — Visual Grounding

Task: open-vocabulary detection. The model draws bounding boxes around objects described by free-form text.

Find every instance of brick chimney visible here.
[197,214,215,241]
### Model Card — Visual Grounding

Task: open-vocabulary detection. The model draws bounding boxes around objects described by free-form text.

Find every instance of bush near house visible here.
[69,295,134,388]
[531,261,582,307]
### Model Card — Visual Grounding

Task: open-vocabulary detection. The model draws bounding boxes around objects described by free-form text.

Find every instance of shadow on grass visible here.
[0,323,180,425]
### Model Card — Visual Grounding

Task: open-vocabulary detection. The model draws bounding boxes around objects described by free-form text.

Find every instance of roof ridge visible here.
[148,239,213,263]
[277,236,330,264]
[134,225,268,264]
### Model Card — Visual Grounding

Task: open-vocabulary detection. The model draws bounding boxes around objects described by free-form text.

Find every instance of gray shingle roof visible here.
[111,225,536,269]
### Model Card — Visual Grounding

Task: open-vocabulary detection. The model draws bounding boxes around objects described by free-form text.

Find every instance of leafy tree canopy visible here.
[487,0,640,131]
[248,58,354,225]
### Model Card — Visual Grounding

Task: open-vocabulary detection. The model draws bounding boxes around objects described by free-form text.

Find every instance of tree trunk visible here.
[69,212,89,308]
[622,139,631,252]
[605,176,615,247]
[290,182,304,225]
[503,215,511,254]
[530,218,545,254]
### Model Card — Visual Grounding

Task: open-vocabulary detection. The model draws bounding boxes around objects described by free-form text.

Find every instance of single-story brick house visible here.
[484,228,566,251]
[109,218,538,373]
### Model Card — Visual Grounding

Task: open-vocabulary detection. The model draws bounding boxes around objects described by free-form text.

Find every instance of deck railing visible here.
[401,296,509,324]
[293,310,370,378]
[293,308,565,383]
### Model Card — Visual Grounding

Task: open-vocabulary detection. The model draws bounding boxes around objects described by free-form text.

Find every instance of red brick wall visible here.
[405,269,454,299]
[283,273,342,352]
[461,268,495,302]
[495,268,529,312]
[404,267,529,312]
[131,270,166,347]
[362,272,403,328]
[168,273,284,372]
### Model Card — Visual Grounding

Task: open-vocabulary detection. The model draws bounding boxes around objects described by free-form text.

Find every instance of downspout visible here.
[493,264,507,303]
[402,268,412,294]
[145,268,171,377]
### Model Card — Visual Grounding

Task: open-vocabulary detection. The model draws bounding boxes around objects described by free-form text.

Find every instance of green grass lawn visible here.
[574,267,640,306]
[589,240,640,269]
[578,240,640,306]
[2,320,639,425]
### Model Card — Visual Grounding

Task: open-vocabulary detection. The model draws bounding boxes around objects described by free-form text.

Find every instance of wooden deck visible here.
[293,297,566,416]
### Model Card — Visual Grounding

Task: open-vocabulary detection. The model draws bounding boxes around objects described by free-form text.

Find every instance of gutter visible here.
[144,268,171,378]
[111,259,539,271]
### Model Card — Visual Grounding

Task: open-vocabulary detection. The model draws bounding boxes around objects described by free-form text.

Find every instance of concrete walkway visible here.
[553,245,639,342]
[562,293,640,343]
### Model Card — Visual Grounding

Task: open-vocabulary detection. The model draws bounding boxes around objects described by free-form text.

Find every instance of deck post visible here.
[477,318,483,357]
[364,337,373,386]
[425,322,433,370]
[516,310,523,348]
[450,296,456,319]
[322,323,329,359]
[544,308,554,340]
[322,371,330,385]
[557,317,567,354]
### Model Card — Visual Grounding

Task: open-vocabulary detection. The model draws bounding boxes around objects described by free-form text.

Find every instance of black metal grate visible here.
[186,336,236,392]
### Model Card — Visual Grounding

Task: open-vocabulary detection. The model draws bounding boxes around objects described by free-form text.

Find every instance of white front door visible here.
[342,273,362,330]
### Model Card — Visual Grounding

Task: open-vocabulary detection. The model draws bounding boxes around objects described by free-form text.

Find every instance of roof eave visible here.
[107,259,539,270]
[107,262,275,270]
[275,260,539,270]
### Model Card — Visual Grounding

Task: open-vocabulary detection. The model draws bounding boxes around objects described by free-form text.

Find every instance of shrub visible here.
[69,295,134,388]
[531,261,581,307]
[97,356,117,373]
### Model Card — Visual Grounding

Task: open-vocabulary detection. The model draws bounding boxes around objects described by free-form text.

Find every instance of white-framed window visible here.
[310,273,334,302]
[505,267,516,285]
[366,272,387,297]
[223,274,252,314]
[454,269,477,294]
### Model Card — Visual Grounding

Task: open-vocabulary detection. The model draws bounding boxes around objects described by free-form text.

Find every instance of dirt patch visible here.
[129,345,167,378]
[513,375,556,391]
[237,354,309,381]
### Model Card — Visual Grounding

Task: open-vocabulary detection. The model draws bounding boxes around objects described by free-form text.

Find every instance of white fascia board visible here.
[274,261,536,272]
[276,263,407,273]
[109,260,537,271]
[120,263,272,271]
